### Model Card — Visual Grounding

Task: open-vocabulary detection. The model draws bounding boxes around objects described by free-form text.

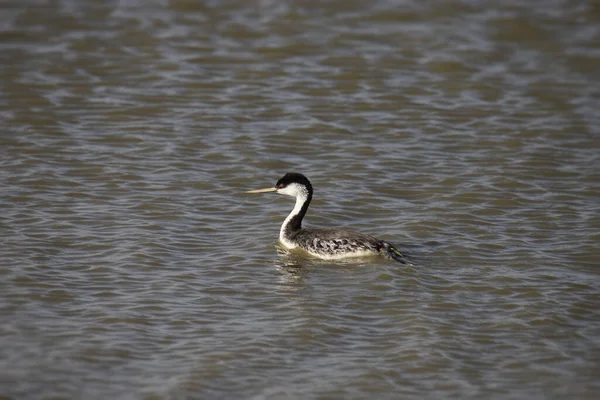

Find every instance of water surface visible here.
[1,0,599,399]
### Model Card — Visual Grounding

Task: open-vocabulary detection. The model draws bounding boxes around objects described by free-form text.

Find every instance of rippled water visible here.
[2,0,600,398]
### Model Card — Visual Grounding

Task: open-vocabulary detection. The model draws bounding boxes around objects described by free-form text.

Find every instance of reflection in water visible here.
[273,244,309,287]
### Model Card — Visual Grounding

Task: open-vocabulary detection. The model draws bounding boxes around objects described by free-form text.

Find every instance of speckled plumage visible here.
[285,227,389,260]
[248,172,406,263]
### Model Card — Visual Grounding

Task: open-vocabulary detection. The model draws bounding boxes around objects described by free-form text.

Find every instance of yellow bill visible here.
[245,187,277,194]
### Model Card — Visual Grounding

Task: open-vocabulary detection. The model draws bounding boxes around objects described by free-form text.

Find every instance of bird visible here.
[246,172,407,263]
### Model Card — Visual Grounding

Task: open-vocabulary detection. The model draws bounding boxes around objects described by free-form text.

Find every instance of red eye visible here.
[278,183,284,188]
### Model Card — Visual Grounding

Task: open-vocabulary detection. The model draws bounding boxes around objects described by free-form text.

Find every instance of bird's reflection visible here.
[273,244,309,275]
[272,242,387,290]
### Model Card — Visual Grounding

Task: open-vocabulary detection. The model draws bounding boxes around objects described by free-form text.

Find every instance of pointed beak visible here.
[245,187,278,194]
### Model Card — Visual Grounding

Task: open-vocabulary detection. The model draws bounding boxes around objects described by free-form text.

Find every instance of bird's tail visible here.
[382,242,407,264]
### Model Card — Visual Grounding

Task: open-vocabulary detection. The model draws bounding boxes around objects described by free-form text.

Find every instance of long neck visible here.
[279,190,312,242]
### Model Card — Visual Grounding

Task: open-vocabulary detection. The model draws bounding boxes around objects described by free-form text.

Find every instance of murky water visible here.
[2,0,600,398]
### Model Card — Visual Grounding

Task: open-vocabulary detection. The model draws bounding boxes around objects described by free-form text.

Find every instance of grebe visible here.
[246,172,407,263]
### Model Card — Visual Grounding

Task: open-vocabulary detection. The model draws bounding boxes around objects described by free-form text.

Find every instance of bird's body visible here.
[281,227,391,260]
[247,172,406,263]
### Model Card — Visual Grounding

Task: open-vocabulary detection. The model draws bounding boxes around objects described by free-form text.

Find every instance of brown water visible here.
[1,1,600,399]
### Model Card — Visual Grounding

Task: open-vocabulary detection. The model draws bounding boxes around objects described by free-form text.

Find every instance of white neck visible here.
[279,191,308,247]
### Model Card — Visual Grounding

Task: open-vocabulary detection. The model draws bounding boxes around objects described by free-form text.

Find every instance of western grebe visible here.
[246,172,407,263]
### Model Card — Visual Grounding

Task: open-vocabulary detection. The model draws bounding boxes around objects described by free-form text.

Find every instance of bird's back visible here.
[288,227,385,259]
